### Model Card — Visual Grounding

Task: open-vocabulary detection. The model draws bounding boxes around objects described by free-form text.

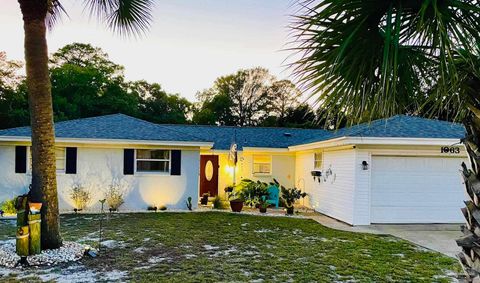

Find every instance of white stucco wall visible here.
[0,145,200,212]
[295,148,356,224]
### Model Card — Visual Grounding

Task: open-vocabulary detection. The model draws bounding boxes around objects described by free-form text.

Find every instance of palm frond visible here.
[289,0,480,126]
[84,0,154,37]
[46,0,69,30]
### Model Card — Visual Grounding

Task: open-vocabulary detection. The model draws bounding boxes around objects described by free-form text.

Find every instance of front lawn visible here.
[0,212,459,282]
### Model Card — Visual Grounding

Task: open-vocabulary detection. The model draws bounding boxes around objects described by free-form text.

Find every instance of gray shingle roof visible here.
[0,114,209,143]
[0,114,465,149]
[159,124,330,150]
[299,115,465,145]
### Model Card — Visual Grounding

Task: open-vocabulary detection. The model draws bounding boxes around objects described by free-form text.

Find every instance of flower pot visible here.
[286,206,294,215]
[259,207,267,213]
[230,200,244,212]
[200,195,209,205]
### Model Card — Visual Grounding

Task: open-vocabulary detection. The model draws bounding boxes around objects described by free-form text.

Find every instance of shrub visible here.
[235,179,269,207]
[212,196,227,209]
[105,183,125,211]
[280,186,307,208]
[70,185,92,211]
[0,198,17,215]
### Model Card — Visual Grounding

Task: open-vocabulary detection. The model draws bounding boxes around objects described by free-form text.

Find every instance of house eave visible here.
[288,136,462,151]
[0,136,214,149]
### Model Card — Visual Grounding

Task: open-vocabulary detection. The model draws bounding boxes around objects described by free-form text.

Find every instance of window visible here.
[253,155,271,175]
[136,149,170,173]
[29,147,66,172]
[314,152,323,169]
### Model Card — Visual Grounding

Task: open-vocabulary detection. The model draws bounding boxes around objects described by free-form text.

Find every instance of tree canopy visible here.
[0,43,194,129]
[0,45,322,130]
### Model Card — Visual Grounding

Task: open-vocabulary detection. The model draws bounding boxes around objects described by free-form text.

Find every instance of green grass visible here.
[0,212,460,282]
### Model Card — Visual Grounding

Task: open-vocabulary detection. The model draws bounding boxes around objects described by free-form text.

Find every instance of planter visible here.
[230,200,244,212]
[200,198,208,205]
[259,207,267,213]
[286,206,294,215]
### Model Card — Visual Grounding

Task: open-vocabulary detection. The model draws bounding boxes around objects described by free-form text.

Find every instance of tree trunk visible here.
[457,76,480,281]
[18,0,62,249]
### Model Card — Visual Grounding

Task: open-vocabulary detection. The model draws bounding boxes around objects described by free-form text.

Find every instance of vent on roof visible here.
[283,132,292,137]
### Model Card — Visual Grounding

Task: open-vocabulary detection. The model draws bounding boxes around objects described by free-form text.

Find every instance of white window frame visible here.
[135,149,171,175]
[314,152,323,170]
[252,155,272,176]
[28,147,66,174]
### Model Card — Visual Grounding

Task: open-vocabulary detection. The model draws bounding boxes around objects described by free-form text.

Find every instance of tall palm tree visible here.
[290,0,480,279]
[17,0,154,249]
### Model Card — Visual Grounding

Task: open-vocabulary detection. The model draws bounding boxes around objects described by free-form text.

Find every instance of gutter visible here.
[0,136,214,149]
[288,136,463,151]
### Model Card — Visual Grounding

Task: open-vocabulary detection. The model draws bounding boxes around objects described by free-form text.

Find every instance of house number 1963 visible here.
[441,147,460,154]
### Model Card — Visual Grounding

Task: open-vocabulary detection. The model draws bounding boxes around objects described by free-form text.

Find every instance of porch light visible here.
[362,161,369,170]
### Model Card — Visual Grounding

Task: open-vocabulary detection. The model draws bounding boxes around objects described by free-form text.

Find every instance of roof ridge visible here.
[161,123,327,132]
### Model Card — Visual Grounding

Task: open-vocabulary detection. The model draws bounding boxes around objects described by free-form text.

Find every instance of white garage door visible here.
[371,156,465,223]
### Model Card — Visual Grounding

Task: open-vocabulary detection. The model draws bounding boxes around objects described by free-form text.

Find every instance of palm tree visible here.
[17,0,154,249]
[290,0,480,279]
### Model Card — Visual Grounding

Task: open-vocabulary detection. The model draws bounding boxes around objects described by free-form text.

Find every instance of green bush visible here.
[235,179,269,207]
[212,196,227,209]
[1,198,17,215]
[70,186,92,210]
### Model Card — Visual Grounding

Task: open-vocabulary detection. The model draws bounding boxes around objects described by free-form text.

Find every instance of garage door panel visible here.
[371,156,465,223]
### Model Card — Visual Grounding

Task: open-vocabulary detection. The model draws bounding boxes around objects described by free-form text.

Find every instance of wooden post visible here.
[15,195,29,257]
[28,214,41,255]
[16,226,29,256]
[16,196,28,227]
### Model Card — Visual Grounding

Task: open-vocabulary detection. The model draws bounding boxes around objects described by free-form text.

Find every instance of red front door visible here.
[200,155,219,197]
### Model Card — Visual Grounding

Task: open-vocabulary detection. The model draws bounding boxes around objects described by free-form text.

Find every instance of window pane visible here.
[137,149,169,160]
[56,159,65,170]
[137,161,169,172]
[314,152,322,169]
[55,148,65,159]
[253,163,270,174]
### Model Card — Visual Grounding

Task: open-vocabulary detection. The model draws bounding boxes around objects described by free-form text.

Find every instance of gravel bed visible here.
[0,240,84,268]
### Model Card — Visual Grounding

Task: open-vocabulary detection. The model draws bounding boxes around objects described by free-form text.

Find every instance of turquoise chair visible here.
[266,185,279,208]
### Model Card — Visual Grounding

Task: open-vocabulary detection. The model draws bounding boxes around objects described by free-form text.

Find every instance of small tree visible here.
[70,186,92,211]
[105,182,126,212]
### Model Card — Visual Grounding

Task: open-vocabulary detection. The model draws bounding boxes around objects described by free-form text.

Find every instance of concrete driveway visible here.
[367,224,462,258]
[309,214,462,258]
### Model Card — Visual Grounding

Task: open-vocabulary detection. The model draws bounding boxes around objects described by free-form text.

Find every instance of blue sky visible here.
[1,0,296,101]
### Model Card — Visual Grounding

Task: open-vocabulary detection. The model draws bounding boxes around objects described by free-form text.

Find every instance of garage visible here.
[370,156,466,224]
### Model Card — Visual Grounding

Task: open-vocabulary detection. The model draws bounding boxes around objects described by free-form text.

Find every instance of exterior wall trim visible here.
[289,137,462,151]
[0,136,213,149]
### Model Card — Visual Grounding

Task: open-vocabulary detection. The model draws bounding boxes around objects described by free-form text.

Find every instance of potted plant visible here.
[258,196,268,213]
[238,179,269,208]
[228,190,244,212]
[200,193,209,205]
[280,186,307,215]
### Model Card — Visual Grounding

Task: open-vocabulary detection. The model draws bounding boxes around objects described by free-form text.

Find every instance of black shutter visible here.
[15,146,27,173]
[65,147,77,174]
[170,150,181,176]
[124,149,135,175]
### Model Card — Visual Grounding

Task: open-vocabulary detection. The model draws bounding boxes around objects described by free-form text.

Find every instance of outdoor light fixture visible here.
[310,170,322,183]
[362,161,369,170]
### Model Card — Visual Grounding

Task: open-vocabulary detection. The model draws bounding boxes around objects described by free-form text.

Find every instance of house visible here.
[0,114,467,225]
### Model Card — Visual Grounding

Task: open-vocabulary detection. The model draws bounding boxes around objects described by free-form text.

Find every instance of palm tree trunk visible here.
[18,0,62,249]
[457,77,480,281]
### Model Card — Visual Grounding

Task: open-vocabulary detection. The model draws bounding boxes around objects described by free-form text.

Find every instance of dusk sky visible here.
[1,0,296,101]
